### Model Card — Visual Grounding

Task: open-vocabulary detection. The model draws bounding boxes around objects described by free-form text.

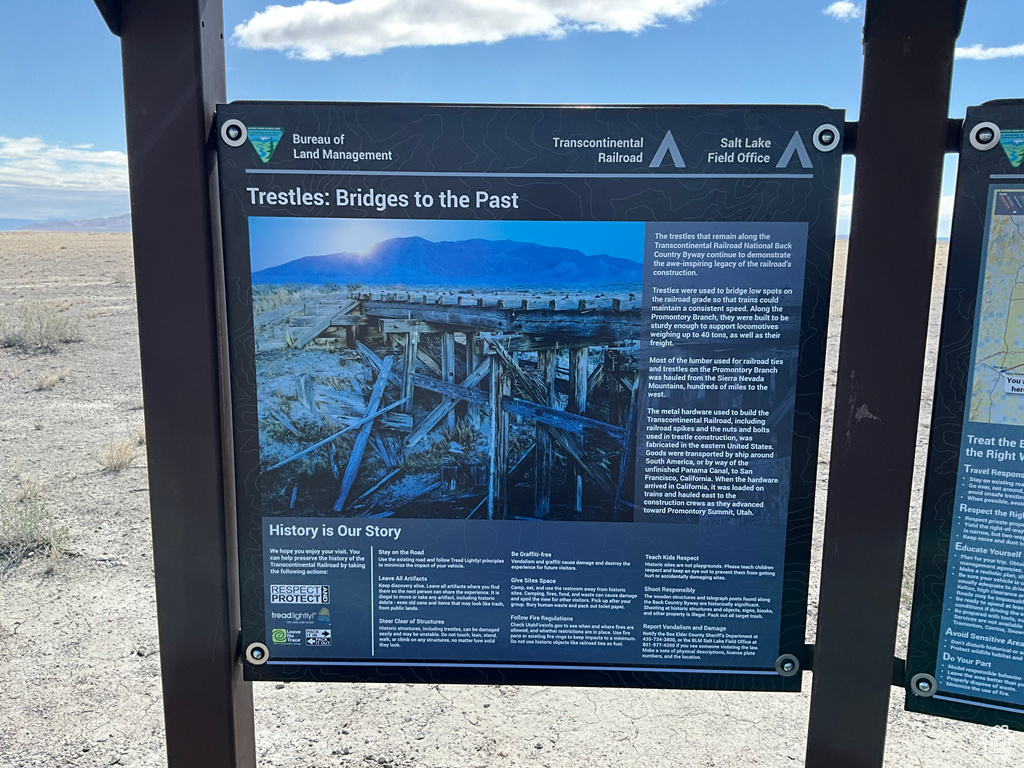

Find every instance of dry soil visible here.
[2,232,1023,767]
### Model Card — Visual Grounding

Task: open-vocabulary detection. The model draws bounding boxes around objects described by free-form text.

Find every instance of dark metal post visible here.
[806,1,966,766]
[93,1,256,766]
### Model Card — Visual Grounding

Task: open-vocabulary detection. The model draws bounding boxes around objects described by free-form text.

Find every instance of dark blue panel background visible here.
[216,102,844,690]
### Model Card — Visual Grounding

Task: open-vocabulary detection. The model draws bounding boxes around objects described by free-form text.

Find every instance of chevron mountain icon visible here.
[248,127,284,164]
[1000,130,1024,168]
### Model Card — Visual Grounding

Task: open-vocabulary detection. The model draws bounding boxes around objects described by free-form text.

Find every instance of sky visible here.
[248,217,646,272]
[0,0,1021,233]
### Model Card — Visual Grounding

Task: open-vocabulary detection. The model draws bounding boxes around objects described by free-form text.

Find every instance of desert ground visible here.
[2,231,1023,767]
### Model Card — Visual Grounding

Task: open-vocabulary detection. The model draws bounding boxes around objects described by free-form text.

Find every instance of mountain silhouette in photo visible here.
[251,236,642,286]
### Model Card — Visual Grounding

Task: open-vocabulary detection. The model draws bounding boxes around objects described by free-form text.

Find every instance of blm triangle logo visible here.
[248,127,284,164]
[1000,130,1024,168]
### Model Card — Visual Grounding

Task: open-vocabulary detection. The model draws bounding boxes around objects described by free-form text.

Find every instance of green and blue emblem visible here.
[248,127,284,164]
[1000,130,1024,168]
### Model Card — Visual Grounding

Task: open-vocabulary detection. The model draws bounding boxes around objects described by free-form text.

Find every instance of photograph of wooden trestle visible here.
[255,287,643,523]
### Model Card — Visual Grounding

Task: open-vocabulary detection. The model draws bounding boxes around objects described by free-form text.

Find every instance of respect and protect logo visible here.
[270,585,330,604]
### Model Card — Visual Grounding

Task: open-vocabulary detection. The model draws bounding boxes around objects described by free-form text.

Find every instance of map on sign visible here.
[969,187,1024,426]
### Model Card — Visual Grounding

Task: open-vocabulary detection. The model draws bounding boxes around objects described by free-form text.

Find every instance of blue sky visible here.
[1,1,1021,232]
[249,217,646,272]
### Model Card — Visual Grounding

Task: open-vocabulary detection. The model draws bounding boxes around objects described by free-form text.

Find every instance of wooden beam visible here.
[534,350,555,519]
[569,346,589,512]
[502,397,625,443]
[333,356,393,512]
[406,359,491,448]
[477,332,619,352]
[416,349,442,377]
[613,385,638,522]
[293,299,360,347]
[513,311,639,340]
[442,331,456,431]
[587,361,606,398]
[485,340,613,496]
[357,341,402,388]
[268,410,299,437]
[266,397,410,472]
[400,331,418,414]
[381,319,447,335]
[488,357,509,520]
[363,301,512,331]
[466,331,481,425]
[354,468,402,503]
[410,373,488,405]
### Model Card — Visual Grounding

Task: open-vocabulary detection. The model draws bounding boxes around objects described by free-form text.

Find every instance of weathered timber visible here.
[417,349,442,376]
[587,361,606,398]
[466,497,487,520]
[486,340,613,496]
[488,357,509,520]
[503,397,626,443]
[269,410,299,437]
[334,356,394,512]
[513,311,638,340]
[266,397,410,472]
[400,331,419,414]
[441,464,458,492]
[363,301,641,339]
[381,412,413,431]
[324,315,363,327]
[441,332,457,431]
[478,334,618,357]
[410,373,488,405]
[466,331,481,425]
[406,359,492,449]
[328,442,339,480]
[255,302,303,332]
[357,342,404,389]
[353,468,402,503]
[364,301,511,331]
[293,299,360,347]
[318,387,368,414]
[535,350,555,518]
[614,385,639,522]
[608,369,638,394]
[371,436,396,469]
[569,346,589,512]
[381,319,447,336]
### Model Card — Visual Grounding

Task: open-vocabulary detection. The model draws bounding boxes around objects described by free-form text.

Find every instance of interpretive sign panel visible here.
[215,102,843,690]
[908,100,1024,727]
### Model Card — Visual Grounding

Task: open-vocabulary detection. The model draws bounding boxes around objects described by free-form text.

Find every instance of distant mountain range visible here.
[12,213,131,232]
[251,236,642,287]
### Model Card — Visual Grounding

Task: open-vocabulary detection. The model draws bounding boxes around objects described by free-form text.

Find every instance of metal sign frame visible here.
[906,99,1024,730]
[214,101,843,692]
[92,0,966,766]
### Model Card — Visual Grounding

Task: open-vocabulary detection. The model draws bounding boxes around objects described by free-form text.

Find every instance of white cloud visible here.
[823,2,861,21]
[0,136,129,220]
[234,0,713,60]
[956,42,1024,60]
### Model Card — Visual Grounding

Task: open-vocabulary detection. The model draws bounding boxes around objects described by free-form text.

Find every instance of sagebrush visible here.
[0,487,68,573]
[1,302,82,352]
[98,437,135,471]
